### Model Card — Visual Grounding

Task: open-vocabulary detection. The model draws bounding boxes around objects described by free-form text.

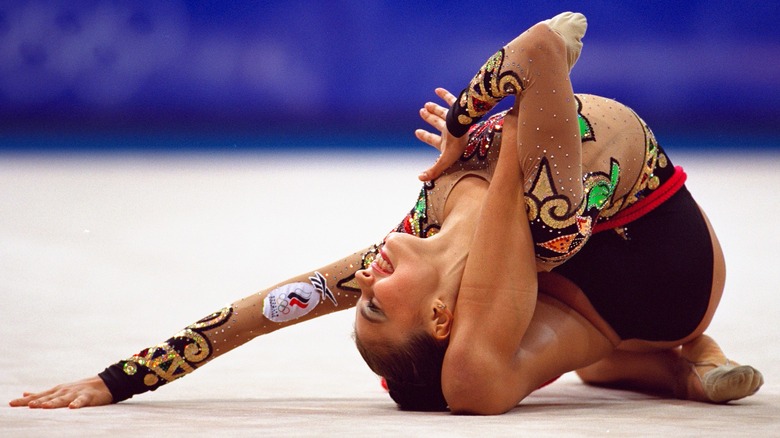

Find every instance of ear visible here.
[431,301,453,341]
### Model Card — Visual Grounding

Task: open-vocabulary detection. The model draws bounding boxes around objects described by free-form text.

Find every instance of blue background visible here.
[1,1,778,151]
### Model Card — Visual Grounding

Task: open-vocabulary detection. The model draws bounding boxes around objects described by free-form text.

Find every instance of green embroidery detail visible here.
[414,188,426,216]
[575,96,594,142]
[484,50,503,72]
[578,114,590,139]
[402,188,428,237]
[586,160,620,210]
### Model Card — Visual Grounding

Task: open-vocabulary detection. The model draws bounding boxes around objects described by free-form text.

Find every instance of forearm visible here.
[453,134,538,353]
[98,248,371,403]
[445,41,523,138]
[443,130,540,413]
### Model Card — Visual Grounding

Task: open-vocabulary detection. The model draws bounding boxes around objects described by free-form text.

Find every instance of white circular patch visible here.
[263,282,321,323]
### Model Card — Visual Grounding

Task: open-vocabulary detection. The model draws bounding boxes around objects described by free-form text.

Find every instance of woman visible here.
[353,12,763,413]
[10,13,762,413]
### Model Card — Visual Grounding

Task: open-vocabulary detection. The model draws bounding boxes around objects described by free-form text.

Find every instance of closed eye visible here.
[360,298,383,323]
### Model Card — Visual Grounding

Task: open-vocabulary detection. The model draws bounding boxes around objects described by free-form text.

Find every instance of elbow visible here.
[446,383,520,415]
[448,399,515,416]
[442,354,524,415]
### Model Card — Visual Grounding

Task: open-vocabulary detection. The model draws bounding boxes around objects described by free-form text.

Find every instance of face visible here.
[354,232,441,348]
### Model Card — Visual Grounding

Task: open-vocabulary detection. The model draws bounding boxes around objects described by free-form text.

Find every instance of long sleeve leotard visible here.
[98,23,682,403]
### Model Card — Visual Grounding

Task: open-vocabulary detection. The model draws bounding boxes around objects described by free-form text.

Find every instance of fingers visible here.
[10,377,112,409]
[416,87,464,181]
[419,157,446,181]
[418,163,439,181]
[10,387,78,409]
[435,87,457,106]
[415,129,442,150]
[69,394,91,409]
[26,392,68,409]
[419,146,461,181]
[9,397,27,407]
[423,102,448,120]
[418,104,447,134]
[32,395,70,409]
[9,388,53,407]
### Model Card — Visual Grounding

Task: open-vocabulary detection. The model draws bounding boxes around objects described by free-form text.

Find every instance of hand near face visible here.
[416,88,469,181]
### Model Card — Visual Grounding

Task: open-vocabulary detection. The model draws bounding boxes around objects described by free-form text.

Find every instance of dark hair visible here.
[354,330,449,411]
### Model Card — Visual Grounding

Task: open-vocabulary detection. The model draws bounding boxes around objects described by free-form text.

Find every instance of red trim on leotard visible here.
[592,166,687,234]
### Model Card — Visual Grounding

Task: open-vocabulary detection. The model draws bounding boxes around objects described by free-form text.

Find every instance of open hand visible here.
[416,88,469,181]
[9,376,113,409]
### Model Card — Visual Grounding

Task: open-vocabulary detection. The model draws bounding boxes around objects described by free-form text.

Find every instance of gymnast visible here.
[10,12,763,414]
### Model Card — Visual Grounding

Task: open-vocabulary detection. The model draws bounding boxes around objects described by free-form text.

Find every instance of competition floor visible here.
[2,148,779,436]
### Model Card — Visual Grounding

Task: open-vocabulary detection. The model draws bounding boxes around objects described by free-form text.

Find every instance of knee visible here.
[507,23,566,61]
[576,366,598,384]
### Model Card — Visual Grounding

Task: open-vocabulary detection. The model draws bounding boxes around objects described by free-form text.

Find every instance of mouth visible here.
[372,249,395,275]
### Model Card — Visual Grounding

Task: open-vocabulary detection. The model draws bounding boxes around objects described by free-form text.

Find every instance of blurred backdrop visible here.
[1,0,778,151]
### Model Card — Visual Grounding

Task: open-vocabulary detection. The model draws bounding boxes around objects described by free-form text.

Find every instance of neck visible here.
[428,227,470,297]
[425,176,489,306]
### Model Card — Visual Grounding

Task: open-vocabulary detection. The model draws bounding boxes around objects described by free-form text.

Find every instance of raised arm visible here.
[441,106,538,414]
[441,17,586,414]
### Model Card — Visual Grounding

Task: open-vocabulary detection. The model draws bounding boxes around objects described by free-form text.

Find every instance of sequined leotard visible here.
[97,20,713,404]
[380,95,711,342]
[388,94,684,271]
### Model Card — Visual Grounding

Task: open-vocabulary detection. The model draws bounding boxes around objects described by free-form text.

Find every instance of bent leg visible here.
[576,348,685,398]
[507,294,617,401]
[445,13,587,211]
[577,334,764,403]
[508,20,584,209]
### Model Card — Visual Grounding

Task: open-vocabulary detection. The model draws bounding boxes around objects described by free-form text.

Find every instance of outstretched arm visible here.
[10,249,371,409]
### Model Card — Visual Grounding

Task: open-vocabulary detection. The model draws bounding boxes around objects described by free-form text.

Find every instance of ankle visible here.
[540,12,587,71]
[675,359,712,402]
